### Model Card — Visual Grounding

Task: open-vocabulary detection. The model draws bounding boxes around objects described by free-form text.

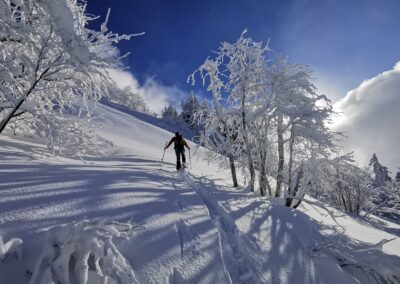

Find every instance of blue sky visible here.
[87,0,400,101]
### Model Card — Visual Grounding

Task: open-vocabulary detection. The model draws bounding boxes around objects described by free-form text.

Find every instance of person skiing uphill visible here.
[165,132,190,170]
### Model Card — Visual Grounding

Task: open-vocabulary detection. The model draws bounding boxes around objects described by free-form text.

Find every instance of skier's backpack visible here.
[175,135,185,150]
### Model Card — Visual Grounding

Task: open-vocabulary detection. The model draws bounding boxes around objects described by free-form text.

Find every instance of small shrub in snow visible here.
[29,220,139,284]
[41,115,113,157]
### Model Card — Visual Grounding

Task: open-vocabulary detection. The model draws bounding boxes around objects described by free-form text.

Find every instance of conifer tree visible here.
[180,94,201,129]
[161,105,178,120]
[369,153,392,187]
[395,169,400,183]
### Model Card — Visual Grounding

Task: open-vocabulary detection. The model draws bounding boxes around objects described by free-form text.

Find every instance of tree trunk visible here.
[246,144,255,192]
[276,112,284,197]
[208,71,238,188]
[292,191,306,209]
[228,153,238,187]
[348,193,353,213]
[241,100,255,192]
[287,125,295,198]
[259,149,272,196]
[286,165,303,207]
[0,77,42,134]
[259,155,267,196]
[265,176,272,197]
[0,96,27,134]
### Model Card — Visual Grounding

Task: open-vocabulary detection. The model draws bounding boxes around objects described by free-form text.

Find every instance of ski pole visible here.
[189,149,192,168]
[161,142,167,162]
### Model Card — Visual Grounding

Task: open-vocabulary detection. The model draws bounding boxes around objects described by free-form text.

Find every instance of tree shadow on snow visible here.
[0,140,234,283]
[184,173,400,283]
[0,140,186,235]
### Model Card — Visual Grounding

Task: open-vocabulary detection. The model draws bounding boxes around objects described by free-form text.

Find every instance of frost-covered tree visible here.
[306,154,400,217]
[366,155,400,219]
[180,94,201,129]
[305,155,372,215]
[259,55,338,201]
[364,182,400,218]
[336,164,372,215]
[396,170,400,183]
[243,53,338,201]
[190,31,339,197]
[195,101,211,131]
[189,59,239,187]
[369,153,392,187]
[0,0,136,154]
[222,31,270,192]
[253,112,276,196]
[161,104,178,120]
[190,31,270,191]
[107,85,148,113]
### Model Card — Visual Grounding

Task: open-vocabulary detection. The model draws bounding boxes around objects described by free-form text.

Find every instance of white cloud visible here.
[107,68,186,114]
[332,62,400,173]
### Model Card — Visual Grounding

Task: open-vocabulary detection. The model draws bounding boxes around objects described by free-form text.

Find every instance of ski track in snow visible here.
[177,170,344,284]
[178,171,266,283]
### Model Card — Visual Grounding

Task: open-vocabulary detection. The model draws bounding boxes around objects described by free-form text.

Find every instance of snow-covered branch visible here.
[0,0,137,156]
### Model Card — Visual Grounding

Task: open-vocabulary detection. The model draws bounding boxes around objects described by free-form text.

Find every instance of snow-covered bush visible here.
[41,115,113,157]
[29,219,139,284]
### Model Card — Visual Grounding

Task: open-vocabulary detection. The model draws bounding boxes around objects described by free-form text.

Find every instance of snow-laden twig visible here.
[312,238,400,283]
[354,238,396,252]
[29,219,139,284]
[0,236,22,261]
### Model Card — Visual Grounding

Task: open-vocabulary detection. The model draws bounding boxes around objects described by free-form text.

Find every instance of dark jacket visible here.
[166,135,189,151]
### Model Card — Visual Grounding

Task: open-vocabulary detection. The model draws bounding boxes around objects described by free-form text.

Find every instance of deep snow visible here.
[0,103,399,283]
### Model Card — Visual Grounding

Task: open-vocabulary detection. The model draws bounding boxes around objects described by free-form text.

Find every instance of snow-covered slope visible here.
[0,103,399,283]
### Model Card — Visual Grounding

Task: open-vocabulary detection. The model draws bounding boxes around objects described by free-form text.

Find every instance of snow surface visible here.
[0,103,399,283]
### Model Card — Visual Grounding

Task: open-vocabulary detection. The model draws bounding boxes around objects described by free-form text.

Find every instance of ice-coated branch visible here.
[284,195,345,229]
